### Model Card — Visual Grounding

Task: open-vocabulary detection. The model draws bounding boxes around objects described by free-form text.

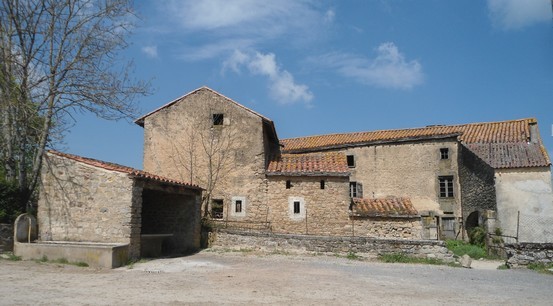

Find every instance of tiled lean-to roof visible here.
[47,151,202,189]
[281,118,550,169]
[351,197,419,218]
[266,152,350,176]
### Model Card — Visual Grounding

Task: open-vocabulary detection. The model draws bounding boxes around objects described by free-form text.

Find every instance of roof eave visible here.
[283,133,462,154]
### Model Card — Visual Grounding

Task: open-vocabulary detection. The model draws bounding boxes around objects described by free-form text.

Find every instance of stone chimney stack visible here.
[529,122,539,144]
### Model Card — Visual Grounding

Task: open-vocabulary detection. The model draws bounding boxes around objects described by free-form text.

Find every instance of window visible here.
[211,199,223,219]
[286,180,291,189]
[347,155,355,168]
[212,113,224,126]
[320,180,325,190]
[231,196,246,217]
[439,176,454,198]
[293,201,301,214]
[349,182,363,198]
[440,148,449,160]
[288,197,305,219]
[235,200,242,213]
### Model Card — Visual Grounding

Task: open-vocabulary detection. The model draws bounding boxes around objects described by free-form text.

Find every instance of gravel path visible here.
[1,251,551,305]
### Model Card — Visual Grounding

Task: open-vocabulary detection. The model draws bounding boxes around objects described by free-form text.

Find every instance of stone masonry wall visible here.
[38,154,137,247]
[335,139,461,215]
[266,176,352,235]
[0,224,13,252]
[211,229,454,261]
[353,217,423,239]
[458,145,496,224]
[505,243,553,267]
[142,88,270,223]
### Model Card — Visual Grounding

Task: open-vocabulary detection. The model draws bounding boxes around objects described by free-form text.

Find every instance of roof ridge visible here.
[281,118,536,141]
[134,86,274,125]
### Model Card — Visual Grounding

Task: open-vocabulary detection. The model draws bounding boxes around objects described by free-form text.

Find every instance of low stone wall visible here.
[0,224,14,252]
[211,229,454,261]
[505,243,553,267]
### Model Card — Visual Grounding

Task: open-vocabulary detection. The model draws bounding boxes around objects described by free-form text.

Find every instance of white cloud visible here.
[160,0,333,60]
[141,45,158,58]
[325,9,336,23]
[311,42,424,90]
[223,50,314,105]
[487,0,551,30]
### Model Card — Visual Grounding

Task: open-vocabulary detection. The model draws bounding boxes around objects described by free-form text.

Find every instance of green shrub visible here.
[468,226,486,247]
[445,239,487,259]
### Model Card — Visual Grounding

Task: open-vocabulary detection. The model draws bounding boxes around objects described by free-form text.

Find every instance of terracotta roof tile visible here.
[47,151,202,189]
[351,197,419,218]
[266,153,349,176]
[281,118,550,169]
[281,118,536,152]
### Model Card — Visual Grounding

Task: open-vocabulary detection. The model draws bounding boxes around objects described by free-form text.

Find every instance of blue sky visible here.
[63,0,553,169]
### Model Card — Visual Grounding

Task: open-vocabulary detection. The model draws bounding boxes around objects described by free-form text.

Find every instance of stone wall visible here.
[353,217,422,239]
[0,224,13,252]
[38,154,138,250]
[211,229,454,261]
[335,139,460,215]
[505,243,553,267]
[142,88,270,223]
[458,145,497,225]
[266,176,351,235]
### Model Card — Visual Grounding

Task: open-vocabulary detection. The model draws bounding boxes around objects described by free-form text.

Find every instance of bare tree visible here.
[152,101,237,219]
[0,0,148,210]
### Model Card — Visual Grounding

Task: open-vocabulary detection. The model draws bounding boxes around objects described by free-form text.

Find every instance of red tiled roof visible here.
[351,197,419,218]
[281,118,536,152]
[266,153,350,176]
[47,151,202,189]
[281,118,550,169]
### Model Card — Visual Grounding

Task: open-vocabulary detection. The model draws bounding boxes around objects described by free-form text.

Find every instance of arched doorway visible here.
[465,211,479,233]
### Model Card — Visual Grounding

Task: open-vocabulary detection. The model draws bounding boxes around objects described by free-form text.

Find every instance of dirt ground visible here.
[1,250,552,305]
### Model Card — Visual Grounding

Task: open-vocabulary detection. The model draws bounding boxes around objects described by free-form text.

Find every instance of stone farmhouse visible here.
[135,86,553,241]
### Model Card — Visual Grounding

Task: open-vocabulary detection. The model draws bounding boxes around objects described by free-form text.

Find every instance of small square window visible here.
[347,155,355,168]
[293,201,301,214]
[286,180,291,189]
[440,148,449,160]
[235,200,242,213]
[213,113,224,126]
[320,180,325,189]
[439,176,454,198]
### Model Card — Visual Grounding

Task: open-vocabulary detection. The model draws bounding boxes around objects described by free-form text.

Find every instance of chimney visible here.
[529,122,539,144]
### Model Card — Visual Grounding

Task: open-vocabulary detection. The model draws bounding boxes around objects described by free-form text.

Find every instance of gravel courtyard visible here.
[1,250,552,305]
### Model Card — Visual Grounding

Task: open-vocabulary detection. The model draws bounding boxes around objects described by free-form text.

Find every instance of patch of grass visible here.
[53,257,69,264]
[0,252,21,261]
[126,258,150,269]
[346,251,361,260]
[527,263,553,274]
[445,240,487,259]
[34,256,89,267]
[497,264,510,270]
[379,253,459,267]
[37,255,48,263]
